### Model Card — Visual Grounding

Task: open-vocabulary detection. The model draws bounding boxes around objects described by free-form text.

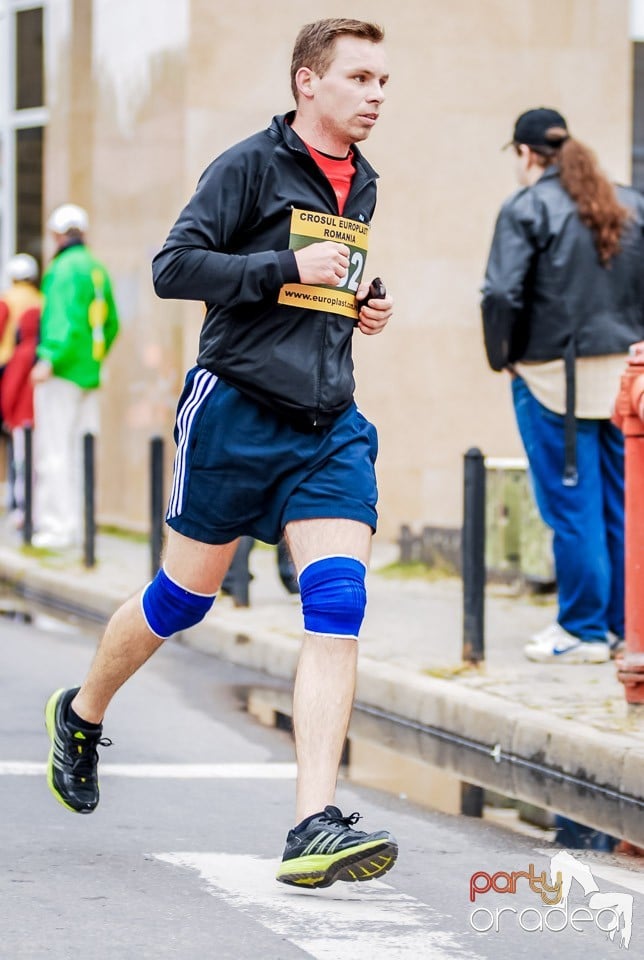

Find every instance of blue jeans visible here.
[512,377,624,640]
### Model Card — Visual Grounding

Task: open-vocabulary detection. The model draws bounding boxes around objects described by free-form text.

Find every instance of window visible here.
[0,2,47,270]
[15,5,43,109]
[15,125,43,257]
[633,42,644,190]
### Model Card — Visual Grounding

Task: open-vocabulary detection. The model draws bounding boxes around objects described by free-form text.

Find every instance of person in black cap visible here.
[481,107,644,664]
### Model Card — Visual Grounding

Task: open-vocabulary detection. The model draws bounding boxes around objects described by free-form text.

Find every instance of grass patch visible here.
[524,591,557,606]
[20,544,56,558]
[98,524,149,544]
[252,539,273,551]
[374,560,459,581]
[422,663,482,679]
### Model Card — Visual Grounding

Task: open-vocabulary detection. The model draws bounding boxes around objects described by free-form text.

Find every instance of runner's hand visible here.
[355,281,393,336]
[294,241,350,286]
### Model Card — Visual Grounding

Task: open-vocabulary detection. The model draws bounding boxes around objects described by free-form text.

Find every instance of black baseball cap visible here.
[504,107,569,149]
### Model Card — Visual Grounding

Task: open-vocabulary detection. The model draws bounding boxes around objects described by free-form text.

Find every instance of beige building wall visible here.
[44,0,633,540]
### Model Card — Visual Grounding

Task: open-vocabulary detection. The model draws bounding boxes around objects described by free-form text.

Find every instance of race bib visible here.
[278,208,369,320]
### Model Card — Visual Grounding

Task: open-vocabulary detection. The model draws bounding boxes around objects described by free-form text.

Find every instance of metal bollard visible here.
[149,436,165,579]
[462,447,486,663]
[398,523,414,563]
[461,782,484,818]
[23,426,33,545]
[222,536,254,607]
[83,433,96,568]
[420,525,434,565]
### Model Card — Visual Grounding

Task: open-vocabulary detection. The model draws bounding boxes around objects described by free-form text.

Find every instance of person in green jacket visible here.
[31,203,119,549]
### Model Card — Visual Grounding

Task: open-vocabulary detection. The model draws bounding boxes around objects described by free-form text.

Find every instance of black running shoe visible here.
[276,805,398,888]
[45,687,111,813]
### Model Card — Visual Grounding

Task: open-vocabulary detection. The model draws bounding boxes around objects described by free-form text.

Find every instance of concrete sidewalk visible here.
[1,518,643,811]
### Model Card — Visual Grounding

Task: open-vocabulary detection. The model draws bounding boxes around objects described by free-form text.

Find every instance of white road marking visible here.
[155,852,481,959]
[588,862,644,897]
[0,761,297,778]
[534,846,644,896]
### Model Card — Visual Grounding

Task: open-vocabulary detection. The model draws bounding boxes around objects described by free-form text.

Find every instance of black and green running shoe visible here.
[45,687,111,814]
[276,805,398,888]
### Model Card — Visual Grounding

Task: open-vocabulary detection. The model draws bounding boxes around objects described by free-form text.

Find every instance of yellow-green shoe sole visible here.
[276,838,398,889]
[45,688,89,814]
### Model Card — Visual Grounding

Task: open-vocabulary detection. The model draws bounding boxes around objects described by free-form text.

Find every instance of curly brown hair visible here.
[528,127,632,265]
[290,19,385,101]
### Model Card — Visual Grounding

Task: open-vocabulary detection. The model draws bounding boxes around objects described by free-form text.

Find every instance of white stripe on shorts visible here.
[167,368,218,519]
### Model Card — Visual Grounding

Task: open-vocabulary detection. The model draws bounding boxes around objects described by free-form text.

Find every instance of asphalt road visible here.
[1,611,643,959]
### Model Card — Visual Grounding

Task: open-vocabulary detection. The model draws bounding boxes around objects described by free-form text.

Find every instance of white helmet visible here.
[47,203,89,234]
[6,253,39,282]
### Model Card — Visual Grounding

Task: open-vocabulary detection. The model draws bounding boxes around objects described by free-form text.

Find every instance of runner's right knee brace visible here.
[299,555,367,639]
[141,566,215,639]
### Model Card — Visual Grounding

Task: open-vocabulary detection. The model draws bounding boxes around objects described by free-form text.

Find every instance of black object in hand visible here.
[355,277,386,321]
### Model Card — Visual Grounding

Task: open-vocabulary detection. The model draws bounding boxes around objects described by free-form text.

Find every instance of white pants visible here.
[33,377,99,544]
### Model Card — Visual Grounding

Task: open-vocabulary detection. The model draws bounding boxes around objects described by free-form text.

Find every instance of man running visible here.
[45,17,397,890]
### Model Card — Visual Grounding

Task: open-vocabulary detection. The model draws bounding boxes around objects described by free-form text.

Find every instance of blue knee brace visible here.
[141,567,216,639]
[299,556,367,639]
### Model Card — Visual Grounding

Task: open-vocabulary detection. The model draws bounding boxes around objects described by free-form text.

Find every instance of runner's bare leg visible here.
[285,517,372,822]
[71,529,238,723]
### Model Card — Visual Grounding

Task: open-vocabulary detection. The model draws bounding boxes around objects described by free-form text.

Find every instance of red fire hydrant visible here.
[613,342,644,705]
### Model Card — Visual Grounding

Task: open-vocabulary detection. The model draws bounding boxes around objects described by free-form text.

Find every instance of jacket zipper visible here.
[294,154,374,425]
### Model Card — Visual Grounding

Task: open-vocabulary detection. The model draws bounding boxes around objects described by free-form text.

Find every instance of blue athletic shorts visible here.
[165,366,379,545]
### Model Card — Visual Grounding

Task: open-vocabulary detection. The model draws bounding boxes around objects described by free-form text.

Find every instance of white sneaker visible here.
[524,622,610,664]
[528,622,576,648]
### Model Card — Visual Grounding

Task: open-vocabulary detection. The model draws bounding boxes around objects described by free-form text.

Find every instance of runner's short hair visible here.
[290,18,385,100]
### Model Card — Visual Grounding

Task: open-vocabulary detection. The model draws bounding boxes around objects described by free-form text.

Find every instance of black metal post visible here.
[461,782,485,818]
[398,523,414,563]
[462,447,486,663]
[83,433,96,568]
[6,433,15,510]
[150,436,164,579]
[222,536,254,607]
[420,525,434,565]
[22,426,33,545]
[277,537,299,594]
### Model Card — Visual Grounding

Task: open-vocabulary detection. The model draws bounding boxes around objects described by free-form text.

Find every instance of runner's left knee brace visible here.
[298,555,367,639]
[141,566,216,639]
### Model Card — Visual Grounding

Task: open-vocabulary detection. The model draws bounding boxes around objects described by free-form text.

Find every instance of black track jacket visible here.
[152,112,379,428]
[481,167,644,372]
